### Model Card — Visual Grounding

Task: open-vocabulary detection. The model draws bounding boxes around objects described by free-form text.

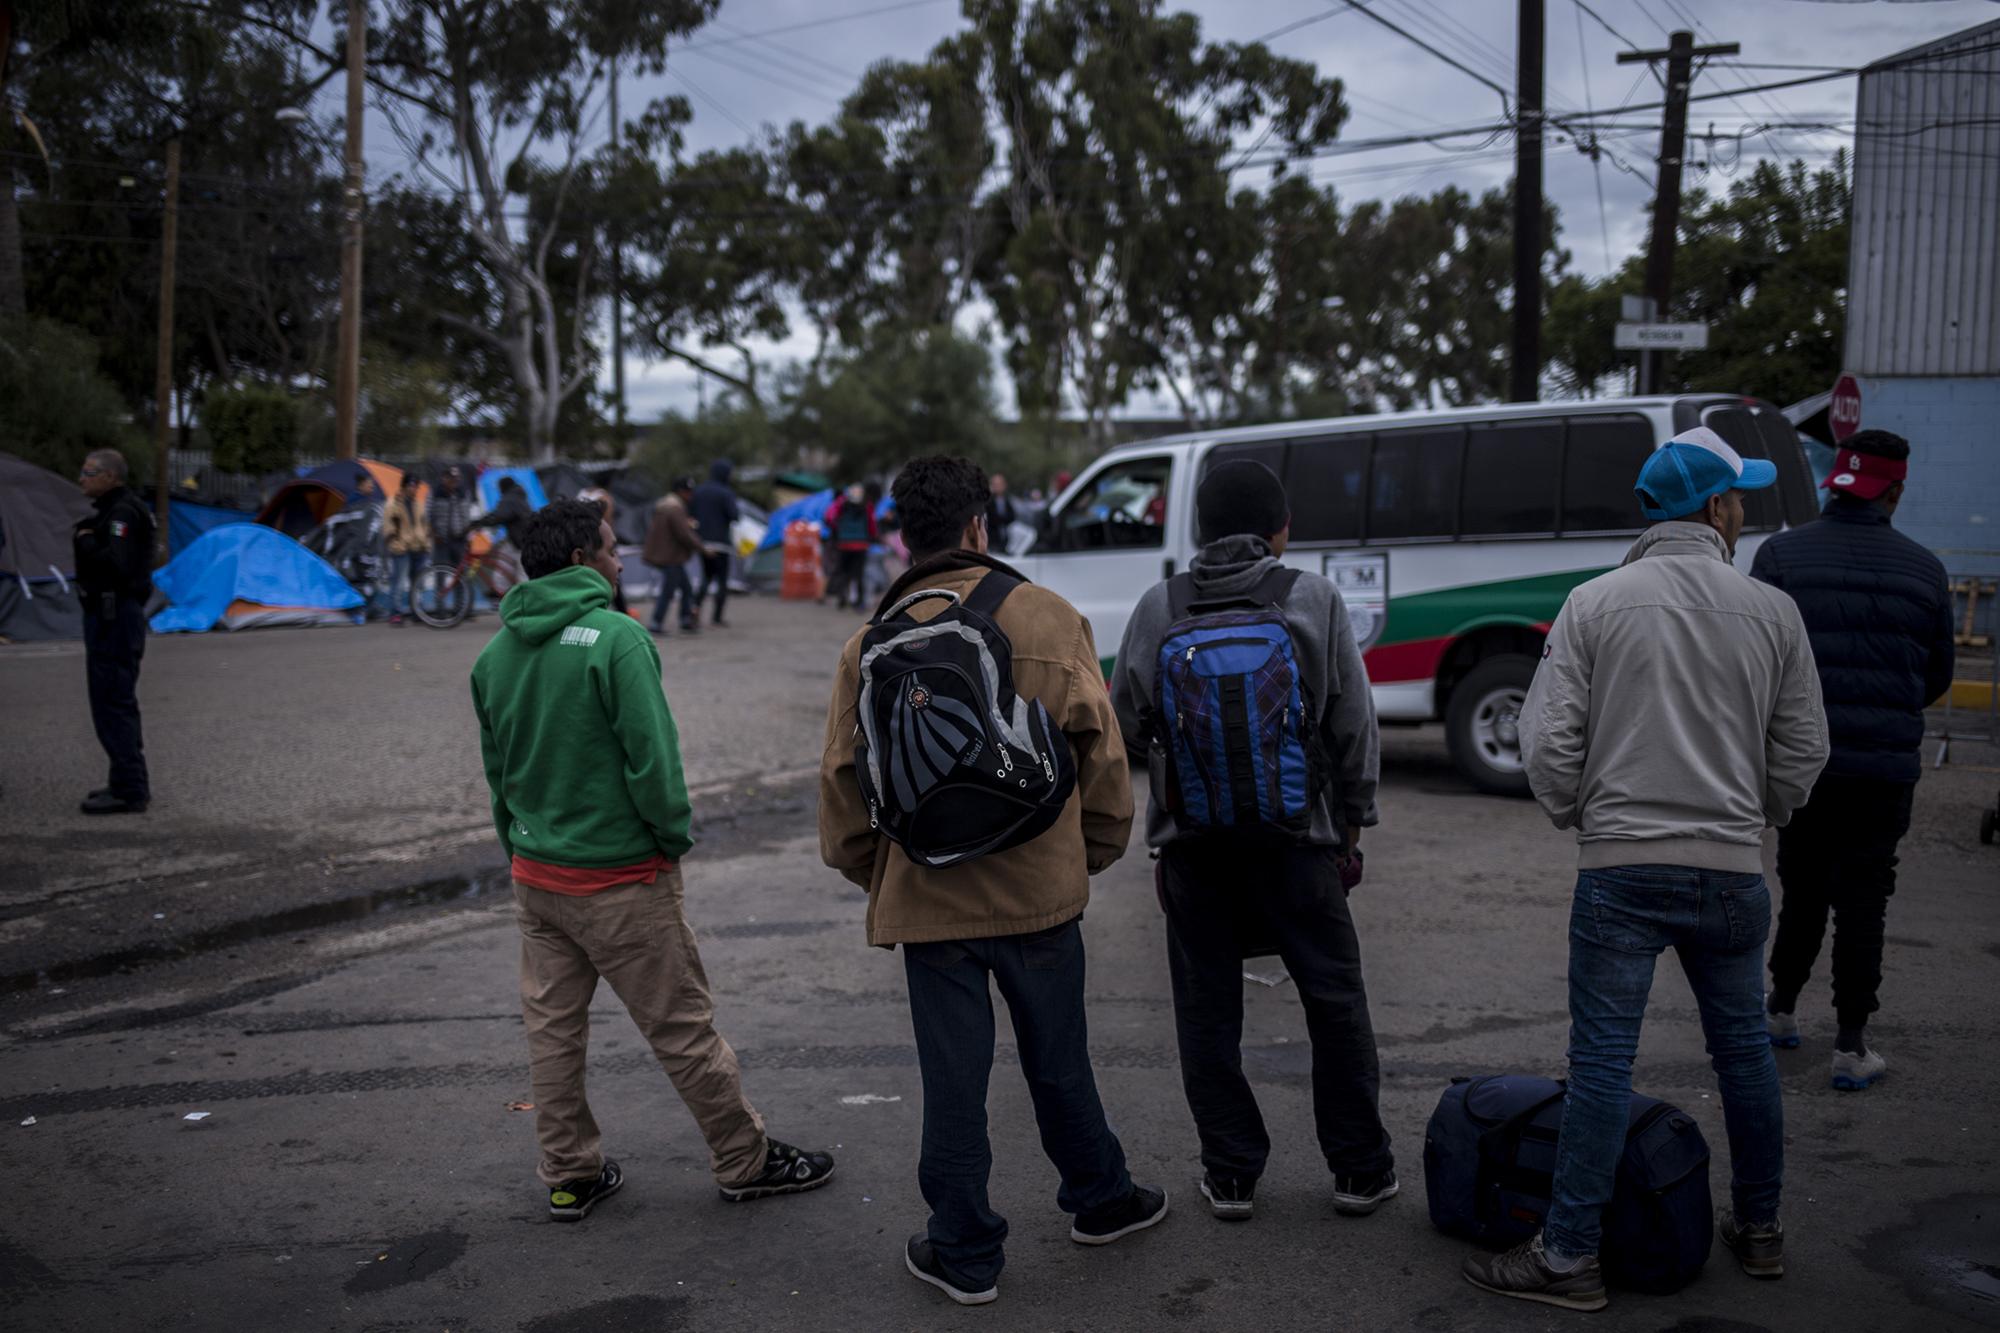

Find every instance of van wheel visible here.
[1446,655,1536,797]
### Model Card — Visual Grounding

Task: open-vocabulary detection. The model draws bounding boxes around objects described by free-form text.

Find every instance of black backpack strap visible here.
[962,571,1020,620]
[1165,571,1200,620]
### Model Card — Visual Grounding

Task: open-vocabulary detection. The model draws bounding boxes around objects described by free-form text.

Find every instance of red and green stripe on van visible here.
[1096,566,1610,683]
[1359,566,1609,683]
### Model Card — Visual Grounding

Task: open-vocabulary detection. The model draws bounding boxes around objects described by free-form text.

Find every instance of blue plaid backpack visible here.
[1150,567,1323,839]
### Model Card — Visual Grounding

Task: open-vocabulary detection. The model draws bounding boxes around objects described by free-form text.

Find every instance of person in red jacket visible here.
[823,483,878,611]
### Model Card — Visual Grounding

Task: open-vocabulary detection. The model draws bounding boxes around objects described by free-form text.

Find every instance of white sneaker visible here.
[1766,1008,1800,1049]
[1831,1046,1887,1091]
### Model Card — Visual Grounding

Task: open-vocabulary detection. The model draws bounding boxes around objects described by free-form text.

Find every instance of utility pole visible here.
[333,0,365,460]
[1619,29,1737,393]
[151,138,181,566]
[1509,0,1544,403]
[609,60,627,451]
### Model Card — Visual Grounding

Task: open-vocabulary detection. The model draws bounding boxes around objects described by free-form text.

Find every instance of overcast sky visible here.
[365,0,2000,421]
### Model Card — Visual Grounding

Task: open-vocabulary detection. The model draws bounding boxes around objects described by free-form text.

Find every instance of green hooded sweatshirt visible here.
[470,565,692,866]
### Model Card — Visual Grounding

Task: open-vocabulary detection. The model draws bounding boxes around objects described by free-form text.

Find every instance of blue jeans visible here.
[388,551,425,615]
[1545,865,1783,1259]
[648,562,695,630]
[902,920,1133,1288]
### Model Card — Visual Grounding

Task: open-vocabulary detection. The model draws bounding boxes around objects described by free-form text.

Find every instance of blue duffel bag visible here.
[1423,1074,1714,1293]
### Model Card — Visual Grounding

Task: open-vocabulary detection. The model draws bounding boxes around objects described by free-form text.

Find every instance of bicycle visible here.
[411,533,520,628]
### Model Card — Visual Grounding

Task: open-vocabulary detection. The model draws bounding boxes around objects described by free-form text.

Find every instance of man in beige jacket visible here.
[820,455,1162,1306]
[1464,427,1827,1312]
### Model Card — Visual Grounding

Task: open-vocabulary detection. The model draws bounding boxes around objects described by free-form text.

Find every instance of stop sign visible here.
[1829,373,1863,443]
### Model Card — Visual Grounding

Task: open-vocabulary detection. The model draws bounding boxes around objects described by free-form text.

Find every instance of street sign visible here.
[1829,373,1863,443]
[1614,321,1710,350]
[1620,294,1658,322]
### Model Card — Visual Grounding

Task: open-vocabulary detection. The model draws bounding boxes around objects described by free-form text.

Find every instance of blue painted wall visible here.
[1855,376,1999,578]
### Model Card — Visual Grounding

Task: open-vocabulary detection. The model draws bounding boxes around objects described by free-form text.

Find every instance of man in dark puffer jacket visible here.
[1749,429,1955,1092]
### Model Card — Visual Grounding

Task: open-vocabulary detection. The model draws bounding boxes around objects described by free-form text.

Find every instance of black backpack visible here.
[854,572,1077,867]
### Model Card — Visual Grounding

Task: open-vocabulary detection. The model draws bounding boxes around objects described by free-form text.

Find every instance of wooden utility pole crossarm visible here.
[1619,30,1739,394]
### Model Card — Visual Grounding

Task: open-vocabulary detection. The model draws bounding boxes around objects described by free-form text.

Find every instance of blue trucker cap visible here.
[1635,426,1778,521]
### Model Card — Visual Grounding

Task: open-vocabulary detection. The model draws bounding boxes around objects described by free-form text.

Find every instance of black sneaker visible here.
[1462,1232,1609,1312]
[1070,1184,1169,1245]
[1331,1167,1399,1217]
[80,791,148,815]
[548,1159,624,1222]
[1719,1211,1785,1279]
[717,1138,835,1201]
[905,1233,998,1306]
[1199,1173,1255,1221]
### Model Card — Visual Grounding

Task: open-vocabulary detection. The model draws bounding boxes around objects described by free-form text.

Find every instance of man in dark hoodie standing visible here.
[689,459,740,627]
[819,455,1163,1307]
[1111,458,1395,1224]
[472,499,834,1221]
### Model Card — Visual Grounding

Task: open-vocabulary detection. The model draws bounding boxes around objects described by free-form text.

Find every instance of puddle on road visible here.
[3,870,508,995]
[1862,1193,2000,1322]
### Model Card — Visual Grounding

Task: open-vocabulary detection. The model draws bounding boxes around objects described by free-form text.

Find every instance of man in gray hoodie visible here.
[1111,458,1394,1226]
[1463,427,1828,1312]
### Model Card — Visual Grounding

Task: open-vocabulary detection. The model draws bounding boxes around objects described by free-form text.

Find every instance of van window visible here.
[1204,440,1288,481]
[1462,419,1560,536]
[1287,433,1370,543]
[1701,407,1782,531]
[1752,406,1822,526]
[1561,414,1655,534]
[1369,426,1463,541]
[1044,455,1172,552]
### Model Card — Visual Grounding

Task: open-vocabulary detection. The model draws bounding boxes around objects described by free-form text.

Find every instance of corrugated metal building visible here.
[1843,18,2000,575]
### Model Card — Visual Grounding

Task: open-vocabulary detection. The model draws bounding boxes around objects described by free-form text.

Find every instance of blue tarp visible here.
[755,489,836,551]
[477,467,549,512]
[168,500,253,556]
[151,524,364,633]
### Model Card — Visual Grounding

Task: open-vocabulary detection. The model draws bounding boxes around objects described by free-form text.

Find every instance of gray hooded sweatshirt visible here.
[1522,520,1829,872]
[1111,535,1379,851]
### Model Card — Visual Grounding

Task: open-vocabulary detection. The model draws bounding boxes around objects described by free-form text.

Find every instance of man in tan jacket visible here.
[819,455,1162,1307]
[642,477,702,634]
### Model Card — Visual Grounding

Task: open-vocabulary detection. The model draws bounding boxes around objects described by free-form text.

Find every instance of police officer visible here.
[74,448,155,814]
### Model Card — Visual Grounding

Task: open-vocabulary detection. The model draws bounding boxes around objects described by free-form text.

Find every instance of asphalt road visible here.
[3,594,1998,1332]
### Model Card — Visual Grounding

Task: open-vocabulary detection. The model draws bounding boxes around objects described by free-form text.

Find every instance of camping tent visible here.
[0,452,93,641]
[477,466,548,512]
[151,523,363,632]
[167,499,253,555]
[255,457,423,537]
[755,489,836,552]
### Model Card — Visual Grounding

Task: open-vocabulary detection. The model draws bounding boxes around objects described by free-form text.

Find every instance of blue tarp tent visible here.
[168,500,253,556]
[478,467,548,512]
[151,524,364,633]
[755,489,836,551]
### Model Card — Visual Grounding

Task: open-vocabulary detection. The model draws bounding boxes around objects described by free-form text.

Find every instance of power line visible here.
[1571,0,1639,50]
[1573,0,1615,269]
[675,0,952,54]
[1326,0,1513,107]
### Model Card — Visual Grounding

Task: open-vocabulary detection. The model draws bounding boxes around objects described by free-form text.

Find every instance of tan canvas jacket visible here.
[819,553,1135,946]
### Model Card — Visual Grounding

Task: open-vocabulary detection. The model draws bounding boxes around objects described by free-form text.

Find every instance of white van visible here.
[1011,395,1820,794]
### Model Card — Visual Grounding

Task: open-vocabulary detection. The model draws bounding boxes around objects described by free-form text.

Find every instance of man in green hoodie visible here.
[472,498,834,1221]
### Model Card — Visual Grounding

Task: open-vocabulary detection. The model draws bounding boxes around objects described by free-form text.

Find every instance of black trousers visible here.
[698,550,730,623]
[832,548,868,609]
[1159,839,1393,1180]
[83,598,150,799]
[1770,774,1915,1029]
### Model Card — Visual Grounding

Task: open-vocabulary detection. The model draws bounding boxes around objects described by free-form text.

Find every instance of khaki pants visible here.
[513,873,767,1189]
